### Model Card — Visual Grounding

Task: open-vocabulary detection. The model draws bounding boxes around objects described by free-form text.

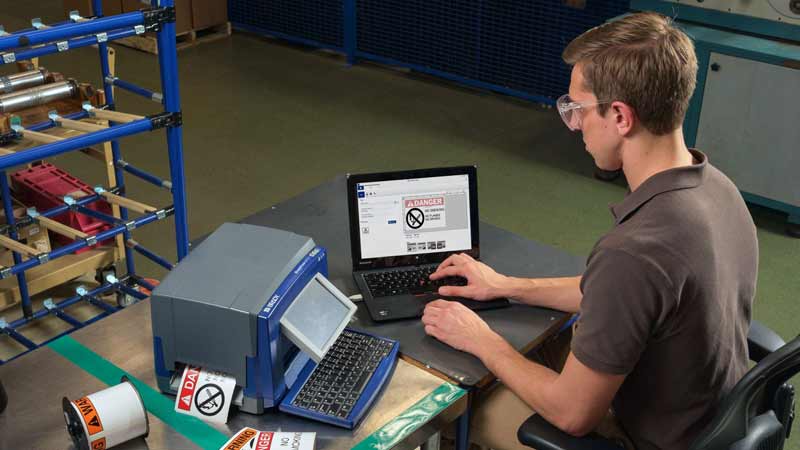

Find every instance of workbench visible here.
[0,300,467,449]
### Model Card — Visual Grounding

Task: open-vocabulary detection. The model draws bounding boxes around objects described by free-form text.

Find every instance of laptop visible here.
[347,166,509,322]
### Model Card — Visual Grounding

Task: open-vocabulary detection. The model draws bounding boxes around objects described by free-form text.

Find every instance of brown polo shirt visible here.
[572,150,758,450]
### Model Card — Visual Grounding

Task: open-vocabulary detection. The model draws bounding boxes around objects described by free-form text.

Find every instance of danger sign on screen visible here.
[404,196,447,231]
[404,197,443,208]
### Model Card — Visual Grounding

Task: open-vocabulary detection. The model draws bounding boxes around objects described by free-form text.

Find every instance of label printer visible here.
[151,223,398,427]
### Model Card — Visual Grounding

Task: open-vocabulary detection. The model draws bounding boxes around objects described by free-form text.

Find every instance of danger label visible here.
[218,429,316,450]
[221,427,257,450]
[91,437,107,450]
[253,432,274,450]
[404,196,447,231]
[177,366,201,411]
[404,197,443,208]
[175,365,236,424]
[73,397,104,436]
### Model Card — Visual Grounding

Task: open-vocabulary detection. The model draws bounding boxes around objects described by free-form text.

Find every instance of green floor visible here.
[2,2,799,448]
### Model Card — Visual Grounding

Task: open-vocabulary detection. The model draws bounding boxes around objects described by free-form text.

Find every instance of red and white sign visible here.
[174,365,236,424]
[176,366,201,412]
[403,196,447,231]
[253,432,274,450]
[218,429,316,450]
[404,197,443,208]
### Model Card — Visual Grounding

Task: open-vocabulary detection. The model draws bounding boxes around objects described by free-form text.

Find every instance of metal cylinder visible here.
[0,80,76,113]
[0,69,48,94]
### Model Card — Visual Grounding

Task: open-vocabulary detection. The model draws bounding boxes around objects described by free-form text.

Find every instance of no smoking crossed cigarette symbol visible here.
[195,384,225,416]
[406,208,424,229]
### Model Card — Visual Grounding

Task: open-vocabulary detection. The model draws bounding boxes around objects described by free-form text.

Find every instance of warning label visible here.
[91,437,107,450]
[177,366,201,412]
[404,196,446,231]
[73,397,104,436]
[221,427,258,450]
[218,429,316,450]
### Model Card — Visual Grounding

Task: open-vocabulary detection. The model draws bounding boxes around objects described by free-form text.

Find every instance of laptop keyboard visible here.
[363,266,467,298]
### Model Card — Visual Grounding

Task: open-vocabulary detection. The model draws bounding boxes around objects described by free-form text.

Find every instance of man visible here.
[422,12,758,450]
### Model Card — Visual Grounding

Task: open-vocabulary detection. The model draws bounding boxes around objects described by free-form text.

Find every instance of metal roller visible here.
[0,80,76,114]
[0,69,48,94]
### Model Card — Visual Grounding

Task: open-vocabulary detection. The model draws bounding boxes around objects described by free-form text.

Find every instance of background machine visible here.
[632,0,800,236]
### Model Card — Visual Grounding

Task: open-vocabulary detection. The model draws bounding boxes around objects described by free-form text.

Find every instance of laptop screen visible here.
[347,166,479,270]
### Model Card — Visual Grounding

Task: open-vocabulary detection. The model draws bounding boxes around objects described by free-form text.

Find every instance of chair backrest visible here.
[690,335,800,450]
[0,378,7,414]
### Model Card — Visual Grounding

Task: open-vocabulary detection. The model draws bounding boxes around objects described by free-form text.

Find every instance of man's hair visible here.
[562,12,697,135]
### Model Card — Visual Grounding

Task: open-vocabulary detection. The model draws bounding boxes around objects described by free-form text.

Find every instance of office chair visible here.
[517,320,798,450]
[0,378,7,414]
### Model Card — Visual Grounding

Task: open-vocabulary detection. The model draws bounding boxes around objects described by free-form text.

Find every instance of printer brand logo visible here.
[177,366,201,411]
[293,258,310,275]
[263,294,280,314]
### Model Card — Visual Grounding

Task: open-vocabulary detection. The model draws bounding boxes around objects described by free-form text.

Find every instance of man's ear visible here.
[610,101,635,137]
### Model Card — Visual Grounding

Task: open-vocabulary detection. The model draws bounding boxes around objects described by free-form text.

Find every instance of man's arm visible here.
[482,337,624,435]
[431,253,583,313]
[422,300,624,436]
[497,275,583,313]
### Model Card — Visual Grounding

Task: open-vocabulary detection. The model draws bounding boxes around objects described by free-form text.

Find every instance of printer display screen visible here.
[281,277,352,358]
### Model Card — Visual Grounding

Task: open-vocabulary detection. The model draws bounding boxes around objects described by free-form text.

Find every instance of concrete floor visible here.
[1,1,799,448]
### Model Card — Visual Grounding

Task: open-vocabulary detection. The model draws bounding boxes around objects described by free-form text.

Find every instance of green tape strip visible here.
[352,382,466,450]
[48,335,229,450]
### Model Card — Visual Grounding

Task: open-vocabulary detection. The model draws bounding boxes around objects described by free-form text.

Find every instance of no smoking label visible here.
[403,197,446,231]
[175,365,236,424]
[195,384,225,416]
[406,208,424,229]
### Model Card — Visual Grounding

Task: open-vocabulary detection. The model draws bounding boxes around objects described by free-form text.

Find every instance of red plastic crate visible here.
[11,163,113,253]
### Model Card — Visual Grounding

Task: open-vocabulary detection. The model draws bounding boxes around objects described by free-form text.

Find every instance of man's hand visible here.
[430,253,508,300]
[421,300,504,357]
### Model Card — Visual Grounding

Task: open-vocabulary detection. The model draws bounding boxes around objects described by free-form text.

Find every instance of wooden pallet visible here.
[116,22,232,55]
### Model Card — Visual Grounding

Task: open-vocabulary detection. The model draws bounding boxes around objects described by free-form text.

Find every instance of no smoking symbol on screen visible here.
[195,384,225,416]
[406,208,424,229]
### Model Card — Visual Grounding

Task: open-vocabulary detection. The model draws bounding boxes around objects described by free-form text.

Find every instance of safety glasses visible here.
[556,94,611,131]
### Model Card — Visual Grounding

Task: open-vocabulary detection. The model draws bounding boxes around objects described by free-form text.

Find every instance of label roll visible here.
[63,377,149,450]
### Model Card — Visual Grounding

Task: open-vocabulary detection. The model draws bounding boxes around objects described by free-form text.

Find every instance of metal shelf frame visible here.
[0,0,188,363]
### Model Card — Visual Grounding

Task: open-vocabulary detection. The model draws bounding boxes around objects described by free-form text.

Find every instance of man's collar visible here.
[610,149,707,224]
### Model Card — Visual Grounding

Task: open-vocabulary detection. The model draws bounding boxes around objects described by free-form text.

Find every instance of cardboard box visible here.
[191,0,227,30]
[0,224,51,267]
[62,0,123,17]
[0,205,52,267]
[65,0,224,35]
[122,0,193,34]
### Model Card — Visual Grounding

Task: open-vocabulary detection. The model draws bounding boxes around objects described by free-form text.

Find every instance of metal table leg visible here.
[421,431,441,450]
[455,392,473,450]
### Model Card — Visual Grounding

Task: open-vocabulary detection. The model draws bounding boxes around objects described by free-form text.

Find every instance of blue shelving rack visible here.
[0,0,188,363]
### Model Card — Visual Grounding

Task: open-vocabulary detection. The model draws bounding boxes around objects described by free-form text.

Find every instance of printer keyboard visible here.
[291,329,395,420]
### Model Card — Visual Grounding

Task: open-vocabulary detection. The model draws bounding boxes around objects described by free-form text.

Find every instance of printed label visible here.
[73,397,104,435]
[218,429,316,450]
[219,427,258,450]
[176,365,201,412]
[174,365,237,424]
